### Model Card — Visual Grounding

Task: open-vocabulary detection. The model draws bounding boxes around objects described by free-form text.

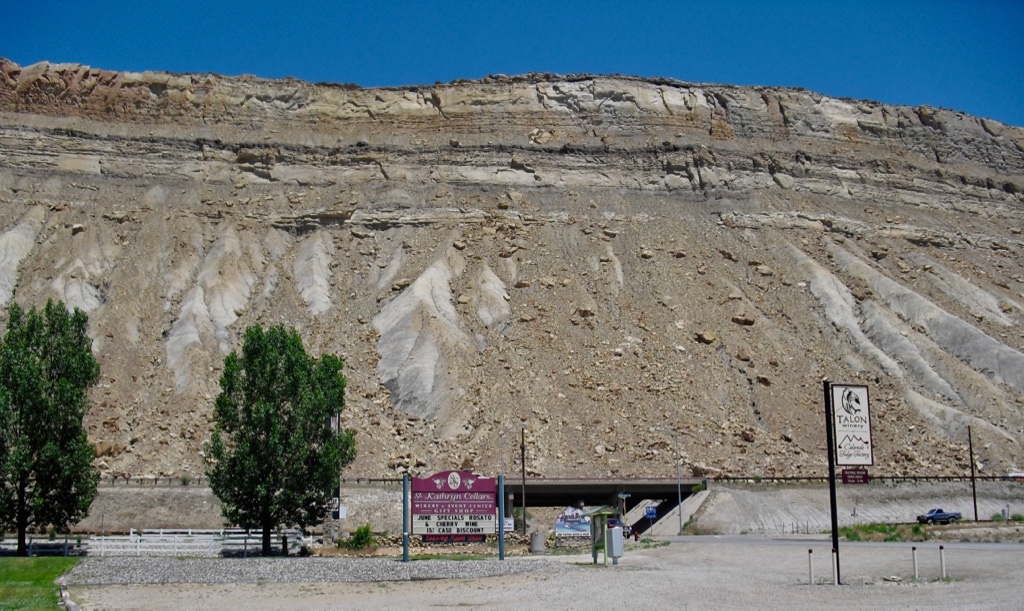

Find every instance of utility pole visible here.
[520,426,527,535]
[674,435,684,535]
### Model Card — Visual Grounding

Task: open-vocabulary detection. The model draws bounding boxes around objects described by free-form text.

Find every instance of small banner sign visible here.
[841,467,870,484]
[555,506,590,537]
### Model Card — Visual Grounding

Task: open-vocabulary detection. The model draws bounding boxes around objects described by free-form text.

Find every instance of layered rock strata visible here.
[1,59,1023,480]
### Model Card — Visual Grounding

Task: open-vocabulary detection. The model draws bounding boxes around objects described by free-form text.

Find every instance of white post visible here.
[939,545,946,580]
[831,548,838,585]
[808,549,814,585]
[912,546,918,580]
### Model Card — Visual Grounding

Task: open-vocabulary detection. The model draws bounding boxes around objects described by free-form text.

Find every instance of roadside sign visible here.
[645,506,657,519]
[411,470,497,542]
[831,384,873,466]
[841,467,870,484]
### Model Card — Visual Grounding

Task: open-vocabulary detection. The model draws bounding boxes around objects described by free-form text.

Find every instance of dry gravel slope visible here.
[1,59,1023,483]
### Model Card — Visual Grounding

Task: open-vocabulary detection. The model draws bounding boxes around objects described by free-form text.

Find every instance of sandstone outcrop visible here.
[1,59,1023,480]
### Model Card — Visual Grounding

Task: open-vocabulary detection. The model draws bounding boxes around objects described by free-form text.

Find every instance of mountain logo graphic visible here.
[838,434,869,448]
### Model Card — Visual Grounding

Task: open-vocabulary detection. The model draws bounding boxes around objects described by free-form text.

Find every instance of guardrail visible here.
[709,475,1020,484]
[98,476,207,486]
[95,474,1021,487]
[97,476,406,487]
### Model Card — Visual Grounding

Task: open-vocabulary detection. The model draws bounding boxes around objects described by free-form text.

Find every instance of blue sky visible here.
[5,1,1023,126]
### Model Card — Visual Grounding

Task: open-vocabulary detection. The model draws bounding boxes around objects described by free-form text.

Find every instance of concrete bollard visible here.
[831,548,838,585]
[808,549,814,585]
[939,545,946,580]
[912,546,918,580]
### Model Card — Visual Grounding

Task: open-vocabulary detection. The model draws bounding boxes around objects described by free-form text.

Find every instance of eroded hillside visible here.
[1,59,1023,480]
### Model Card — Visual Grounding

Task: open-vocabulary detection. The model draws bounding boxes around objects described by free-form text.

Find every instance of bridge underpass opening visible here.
[501,476,706,534]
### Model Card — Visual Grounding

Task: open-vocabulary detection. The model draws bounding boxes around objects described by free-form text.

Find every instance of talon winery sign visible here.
[412,470,497,543]
[830,384,874,466]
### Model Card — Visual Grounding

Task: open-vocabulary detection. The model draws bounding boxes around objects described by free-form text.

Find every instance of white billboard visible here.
[831,384,873,466]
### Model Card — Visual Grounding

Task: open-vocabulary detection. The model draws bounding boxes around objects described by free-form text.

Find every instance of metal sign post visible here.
[822,380,841,585]
[823,381,873,586]
[520,427,527,536]
[402,473,410,563]
[969,425,978,521]
[498,474,505,560]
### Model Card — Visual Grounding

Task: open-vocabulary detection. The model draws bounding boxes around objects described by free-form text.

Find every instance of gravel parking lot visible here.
[66,535,1024,610]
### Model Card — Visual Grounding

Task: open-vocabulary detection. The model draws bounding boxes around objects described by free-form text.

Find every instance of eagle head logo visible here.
[841,388,862,416]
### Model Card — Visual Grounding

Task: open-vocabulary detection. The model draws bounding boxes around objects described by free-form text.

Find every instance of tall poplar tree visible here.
[205,324,356,555]
[0,300,100,555]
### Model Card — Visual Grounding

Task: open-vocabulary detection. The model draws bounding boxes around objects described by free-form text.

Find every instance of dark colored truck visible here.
[916,508,961,525]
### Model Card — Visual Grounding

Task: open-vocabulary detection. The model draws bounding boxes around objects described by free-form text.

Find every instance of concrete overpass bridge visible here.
[500,476,708,534]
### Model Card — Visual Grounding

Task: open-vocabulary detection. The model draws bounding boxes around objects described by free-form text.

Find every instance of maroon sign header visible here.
[411,470,496,494]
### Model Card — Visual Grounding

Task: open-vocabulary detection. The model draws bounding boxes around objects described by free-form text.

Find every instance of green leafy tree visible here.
[205,324,356,555]
[0,300,100,556]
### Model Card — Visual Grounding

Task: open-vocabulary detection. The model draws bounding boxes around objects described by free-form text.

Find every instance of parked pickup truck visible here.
[916,508,961,525]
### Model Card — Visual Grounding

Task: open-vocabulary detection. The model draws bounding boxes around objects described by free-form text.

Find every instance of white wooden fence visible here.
[0,528,307,557]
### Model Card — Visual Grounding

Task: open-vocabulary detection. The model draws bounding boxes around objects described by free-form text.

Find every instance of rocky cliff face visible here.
[2,59,1023,480]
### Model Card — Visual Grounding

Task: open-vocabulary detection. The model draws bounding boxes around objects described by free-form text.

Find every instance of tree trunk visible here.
[16,484,28,556]
[262,525,273,556]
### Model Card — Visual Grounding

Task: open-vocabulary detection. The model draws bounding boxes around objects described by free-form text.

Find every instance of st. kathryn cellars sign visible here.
[412,470,497,543]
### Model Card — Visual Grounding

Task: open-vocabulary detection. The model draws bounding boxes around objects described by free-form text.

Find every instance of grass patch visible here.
[839,522,928,543]
[548,545,589,556]
[0,557,79,610]
[338,524,376,551]
[635,537,670,549]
